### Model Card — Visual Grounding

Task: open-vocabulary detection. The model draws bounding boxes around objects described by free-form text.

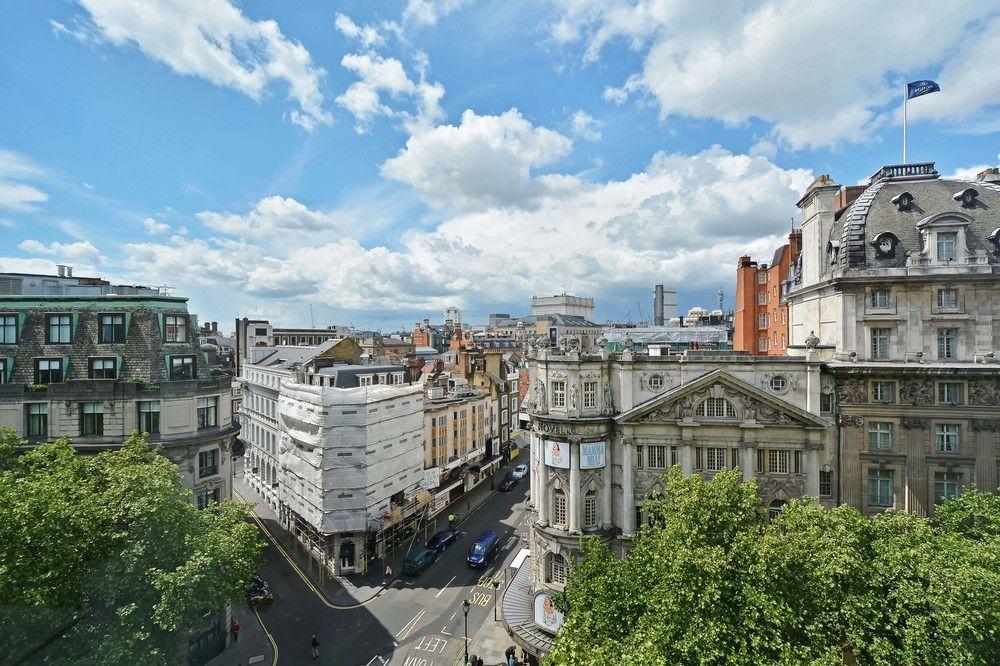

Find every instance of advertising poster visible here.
[534,592,565,634]
[580,441,606,469]
[543,439,569,468]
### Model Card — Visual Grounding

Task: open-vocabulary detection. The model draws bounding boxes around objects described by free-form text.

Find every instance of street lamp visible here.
[463,598,471,665]
[492,579,501,621]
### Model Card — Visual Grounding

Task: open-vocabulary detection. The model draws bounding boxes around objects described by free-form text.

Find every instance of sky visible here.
[1,1,998,333]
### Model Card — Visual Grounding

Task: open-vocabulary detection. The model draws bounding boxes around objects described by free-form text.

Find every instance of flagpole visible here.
[902,82,907,164]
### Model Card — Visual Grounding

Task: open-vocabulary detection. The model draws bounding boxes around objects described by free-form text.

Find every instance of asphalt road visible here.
[253,472,531,666]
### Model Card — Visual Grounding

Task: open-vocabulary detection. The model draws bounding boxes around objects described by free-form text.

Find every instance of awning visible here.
[501,556,555,657]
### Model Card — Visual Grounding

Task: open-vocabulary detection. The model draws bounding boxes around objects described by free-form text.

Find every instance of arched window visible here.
[584,490,598,528]
[698,398,737,419]
[548,553,567,584]
[552,489,567,528]
[768,499,786,521]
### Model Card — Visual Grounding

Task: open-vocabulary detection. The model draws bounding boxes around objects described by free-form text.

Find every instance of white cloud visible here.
[334,13,385,48]
[551,1,1000,149]
[570,110,601,141]
[75,0,332,130]
[18,239,105,264]
[749,139,778,160]
[381,108,575,210]
[944,153,1000,181]
[143,217,171,234]
[0,148,47,212]
[335,51,445,134]
[196,195,337,239]
[404,0,467,26]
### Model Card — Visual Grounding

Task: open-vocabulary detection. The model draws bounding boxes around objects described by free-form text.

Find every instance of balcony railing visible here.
[870,162,937,184]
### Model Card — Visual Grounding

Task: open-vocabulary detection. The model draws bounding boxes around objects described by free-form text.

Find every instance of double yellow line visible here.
[236,490,385,610]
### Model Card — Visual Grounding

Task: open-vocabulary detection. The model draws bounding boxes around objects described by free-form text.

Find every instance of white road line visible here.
[435,576,457,598]
[504,536,516,549]
[396,610,426,640]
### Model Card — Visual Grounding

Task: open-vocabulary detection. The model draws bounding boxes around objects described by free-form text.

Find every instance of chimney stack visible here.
[56,265,67,278]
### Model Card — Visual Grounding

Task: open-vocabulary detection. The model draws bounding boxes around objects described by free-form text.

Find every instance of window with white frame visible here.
[937,328,957,359]
[584,490,597,528]
[935,424,959,453]
[164,314,187,342]
[871,381,894,403]
[758,291,767,305]
[551,381,566,408]
[868,469,894,507]
[871,328,890,360]
[35,358,63,384]
[358,375,372,387]
[698,398,737,419]
[169,355,195,380]
[582,381,597,408]
[867,421,893,451]
[758,313,767,329]
[647,445,668,468]
[767,449,789,475]
[197,396,218,429]
[936,232,957,261]
[89,357,116,379]
[934,472,961,504]
[871,289,890,309]
[46,314,71,343]
[758,337,768,352]
[552,489,567,527]
[937,288,958,308]
[549,553,567,584]
[705,447,728,471]
[757,271,767,284]
[0,314,16,343]
[938,382,963,405]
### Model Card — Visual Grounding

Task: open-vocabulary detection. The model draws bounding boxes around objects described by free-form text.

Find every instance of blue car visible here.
[427,529,460,553]
[467,530,499,568]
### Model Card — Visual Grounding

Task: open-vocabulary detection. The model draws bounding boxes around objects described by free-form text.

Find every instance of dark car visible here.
[467,530,499,568]
[498,475,518,491]
[246,576,274,609]
[403,548,438,576]
[427,529,460,553]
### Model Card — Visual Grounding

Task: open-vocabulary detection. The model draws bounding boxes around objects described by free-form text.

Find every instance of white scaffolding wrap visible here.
[277,380,425,534]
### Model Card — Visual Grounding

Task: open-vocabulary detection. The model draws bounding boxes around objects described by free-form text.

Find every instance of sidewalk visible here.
[233,457,508,607]
[205,604,274,666]
[464,606,519,666]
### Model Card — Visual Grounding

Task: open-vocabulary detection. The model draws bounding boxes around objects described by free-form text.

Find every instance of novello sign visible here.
[535,422,579,436]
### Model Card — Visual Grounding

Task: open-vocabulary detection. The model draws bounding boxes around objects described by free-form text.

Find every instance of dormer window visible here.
[826,240,840,265]
[871,232,899,259]
[936,232,957,261]
[891,191,913,210]
[952,187,978,208]
[989,228,1000,255]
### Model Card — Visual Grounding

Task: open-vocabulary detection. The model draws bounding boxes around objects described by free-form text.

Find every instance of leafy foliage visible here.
[0,429,264,664]
[547,467,1000,665]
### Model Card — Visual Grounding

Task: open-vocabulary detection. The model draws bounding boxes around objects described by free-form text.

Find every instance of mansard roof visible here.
[615,368,828,429]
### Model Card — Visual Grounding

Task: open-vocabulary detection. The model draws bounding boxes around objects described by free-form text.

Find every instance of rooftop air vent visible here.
[891,191,913,210]
[953,187,978,208]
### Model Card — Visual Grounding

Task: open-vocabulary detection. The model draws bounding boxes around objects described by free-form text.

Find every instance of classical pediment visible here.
[615,369,827,429]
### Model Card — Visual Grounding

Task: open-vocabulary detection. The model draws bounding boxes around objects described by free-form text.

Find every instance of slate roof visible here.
[314,364,406,388]
[828,167,1000,272]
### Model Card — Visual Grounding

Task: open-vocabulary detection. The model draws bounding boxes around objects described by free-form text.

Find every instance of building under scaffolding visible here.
[277,365,426,575]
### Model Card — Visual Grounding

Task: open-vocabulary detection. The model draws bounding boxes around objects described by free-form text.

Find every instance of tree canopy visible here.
[547,467,1000,665]
[0,428,265,664]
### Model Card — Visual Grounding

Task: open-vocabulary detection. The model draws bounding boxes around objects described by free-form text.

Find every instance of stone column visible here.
[805,445,820,497]
[537,438,550,526]
[740,443,755,482]
[602,453,613,529]
[569,438,581,533]
[621,438,635,535]
[680,441,694,474]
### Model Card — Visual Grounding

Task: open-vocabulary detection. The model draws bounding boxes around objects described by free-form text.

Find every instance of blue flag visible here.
[907,80,940,100]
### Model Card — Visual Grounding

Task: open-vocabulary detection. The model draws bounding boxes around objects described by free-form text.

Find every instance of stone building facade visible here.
[787,163,1000,515]
[0,272,237,506]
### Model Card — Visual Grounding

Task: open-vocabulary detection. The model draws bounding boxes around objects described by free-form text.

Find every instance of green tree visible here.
[547,467,1000,665]
[0,430,264,664]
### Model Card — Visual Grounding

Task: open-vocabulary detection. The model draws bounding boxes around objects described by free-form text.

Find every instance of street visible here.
[235,463,531,666]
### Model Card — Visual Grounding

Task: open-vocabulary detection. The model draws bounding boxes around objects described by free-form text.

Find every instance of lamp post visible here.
[463,598,471,665]
[493,579,501,621]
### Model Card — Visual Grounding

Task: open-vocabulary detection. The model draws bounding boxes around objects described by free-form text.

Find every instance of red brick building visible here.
[734,230,802,355]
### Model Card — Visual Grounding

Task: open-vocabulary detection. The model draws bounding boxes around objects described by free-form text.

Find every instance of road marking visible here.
[448,611,457,621]
[434,576,457,598]
[440,626,451,636]
[470,591,491,607]
[415,635,448,653]
[397,610,426,640]
[252,607,278,666]
[504,536,516,549]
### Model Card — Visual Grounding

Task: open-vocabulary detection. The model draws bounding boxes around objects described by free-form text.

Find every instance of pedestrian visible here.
[386,564,393,579]
[310,634,320,661]
[230,618,240,642]
[448,513,456,527]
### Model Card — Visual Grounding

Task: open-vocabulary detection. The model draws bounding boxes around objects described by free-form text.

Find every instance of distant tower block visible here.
[443,305,462,327]
[653,284,678,326]
[717,289,725,311]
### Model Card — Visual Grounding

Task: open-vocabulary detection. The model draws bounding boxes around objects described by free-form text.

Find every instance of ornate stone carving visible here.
[969,381,1000,406]
[837,379,867,405]
[758,476,805,501]
[603,382,614,413]
[639,409,674,423]
[569,383,578,410]
[972,419,1000,432]
[901,417,930,429]
[839,414,863,427]
[900,379,934,406]
[639,372,667,392]
[801,439,824,451]
[533,378,547,413]
[805,331,820,349]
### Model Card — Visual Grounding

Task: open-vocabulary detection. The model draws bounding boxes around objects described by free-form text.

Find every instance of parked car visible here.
[246,576,274,609]
[511,464,529,480]
[403,548,439,576]
[498,475,518,491]
[427,529,460,553]
[467,530,500,568]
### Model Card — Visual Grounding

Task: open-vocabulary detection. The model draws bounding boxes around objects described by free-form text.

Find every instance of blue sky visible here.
[1,1,998,332]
